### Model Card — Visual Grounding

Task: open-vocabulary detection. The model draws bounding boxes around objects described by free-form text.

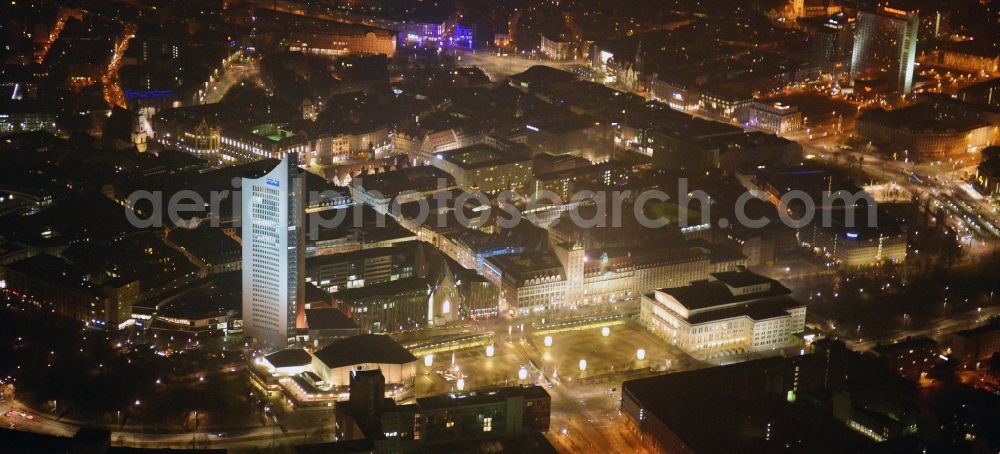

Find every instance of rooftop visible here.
[657,271,791,312]
[264,348,314,369]
[313,334,417,369]
[437,144,527,169]
[485,251,565,284]
[305,307,358,331]
[416,385,550,410]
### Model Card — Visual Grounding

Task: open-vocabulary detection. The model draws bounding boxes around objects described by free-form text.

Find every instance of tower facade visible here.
[850,4,918,96]
[241,152,305,348]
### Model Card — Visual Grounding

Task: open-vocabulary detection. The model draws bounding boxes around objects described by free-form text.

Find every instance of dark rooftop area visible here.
[313,334,417,369]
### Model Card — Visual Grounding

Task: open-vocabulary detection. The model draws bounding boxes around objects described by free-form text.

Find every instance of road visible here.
[199,63,262,105]
[3,398,325,450]
[852,305,1000,351]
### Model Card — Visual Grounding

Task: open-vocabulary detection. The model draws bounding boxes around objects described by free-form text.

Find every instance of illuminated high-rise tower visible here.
[850,4,919,96]
[241,152,305,348]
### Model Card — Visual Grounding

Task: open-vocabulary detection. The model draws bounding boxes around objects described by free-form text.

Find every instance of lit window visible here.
[483,417,492,432]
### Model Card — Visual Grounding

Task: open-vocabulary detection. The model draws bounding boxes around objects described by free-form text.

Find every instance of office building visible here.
[334,366,551,450]
[483,251,566,316]
[749,101,803,135]
[2,254,138,330]
[429,144,534,195]
[242,152,306,348]
[620,341,917,453]
[850,5,919,96]
[540,34,575,61]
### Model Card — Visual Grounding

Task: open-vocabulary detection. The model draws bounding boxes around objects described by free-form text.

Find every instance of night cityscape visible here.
[0,0,999,452]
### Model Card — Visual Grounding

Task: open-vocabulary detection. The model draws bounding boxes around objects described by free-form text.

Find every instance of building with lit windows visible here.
[640,270,805,360]
[650,79,701,112]
[850,4,919,96]
[483,251,566,316]
[856,100,996,164]
[331,277,432,333]
[241,152,305,349]
[305,242,421,293]
[541,34,576,61]
[699,86,752,122]
[429,143,533,195]
[256,9,396,57]
[749,101,802,135]
[2,254,138,330]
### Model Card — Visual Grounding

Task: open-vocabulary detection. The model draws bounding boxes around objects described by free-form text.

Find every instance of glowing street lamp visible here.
[578,359,587,372]
[485,344,495,357]
[518,366,528,380]
[636,349,646,361]
[424,354,434,367]
[601,326,610,337]
[456,378,465,391]
[543,336,553,347]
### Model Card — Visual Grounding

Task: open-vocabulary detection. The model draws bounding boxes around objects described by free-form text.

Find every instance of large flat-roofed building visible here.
[331,277,431,333]
[540,34,575,61]
[957,78,1000,109]
[411,385,551,444]
[305,242,421,293]
[620,346,892,453]
[850,5,918,96]
[2,254,138,330]
[809,211,908,266]
[311,334,417,387]
[857,100,996,163]
[640,270,805,360]
[349,166,456,214]
[250,334,417,405]
[255,9,396,57]
[429,144,533,194]
[749,101,802,135]
[241,153,305,349]
[483,251,566,316]
[332,366,551,451]
[951,321,1000,366]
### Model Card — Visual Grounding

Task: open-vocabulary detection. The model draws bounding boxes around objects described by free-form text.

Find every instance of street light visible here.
[456,378,465,391]
[636,349,646,361]
[424,354,434,367]
[601,326,610,337]
[485,344,495,357]
[518,366,528,380]
[543,336,553,347]
[578,359,587,372]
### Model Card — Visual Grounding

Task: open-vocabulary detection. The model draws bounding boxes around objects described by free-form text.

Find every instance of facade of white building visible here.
[241,153,305,348]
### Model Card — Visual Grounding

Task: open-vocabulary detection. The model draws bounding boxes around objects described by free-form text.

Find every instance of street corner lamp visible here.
[457,378,465,391]
[601,326,610,337]
[518,366,528,381]
[485,344,495,357]
[636,348,646,361]
[424,354,434,367]
[543,335,553,347]
[578,359,587,372]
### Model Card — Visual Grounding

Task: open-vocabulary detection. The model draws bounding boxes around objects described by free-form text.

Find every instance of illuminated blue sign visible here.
[266,178,280,188]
